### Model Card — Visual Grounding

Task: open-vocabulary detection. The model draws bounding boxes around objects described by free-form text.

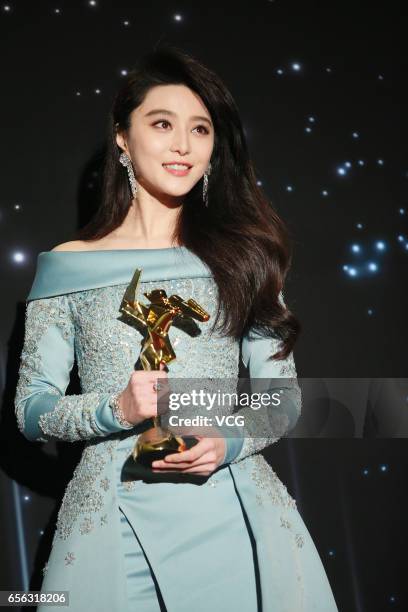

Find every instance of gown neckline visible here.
[40,245,188,255]
[28,246,212,301]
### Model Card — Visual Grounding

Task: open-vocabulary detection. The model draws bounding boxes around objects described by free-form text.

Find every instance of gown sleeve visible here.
[14,294,134,443]
[219,291,302,465]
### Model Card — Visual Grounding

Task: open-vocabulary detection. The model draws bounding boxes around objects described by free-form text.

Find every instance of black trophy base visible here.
[120,436,208,485]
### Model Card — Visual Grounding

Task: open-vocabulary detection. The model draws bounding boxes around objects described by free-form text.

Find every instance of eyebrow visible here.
[144,109,213,127]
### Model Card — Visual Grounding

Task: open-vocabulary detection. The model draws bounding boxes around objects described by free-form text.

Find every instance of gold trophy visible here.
[119,268,210,468]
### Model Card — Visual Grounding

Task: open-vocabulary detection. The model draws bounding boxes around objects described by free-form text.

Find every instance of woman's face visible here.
[116,84,214,202]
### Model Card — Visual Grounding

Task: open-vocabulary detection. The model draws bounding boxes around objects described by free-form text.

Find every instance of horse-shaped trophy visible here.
[118,267,210,467]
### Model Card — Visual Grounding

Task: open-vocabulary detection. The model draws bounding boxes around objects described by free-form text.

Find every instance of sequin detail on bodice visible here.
[69,277,240,392]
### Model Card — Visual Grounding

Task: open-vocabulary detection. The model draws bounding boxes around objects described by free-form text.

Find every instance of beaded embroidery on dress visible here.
[15,275,300,541]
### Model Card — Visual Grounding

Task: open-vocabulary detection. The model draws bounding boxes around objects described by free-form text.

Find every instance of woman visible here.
[15,46,338,611]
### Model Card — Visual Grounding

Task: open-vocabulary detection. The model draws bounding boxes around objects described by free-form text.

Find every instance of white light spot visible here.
[54,8,61,13]
[377,158,384,165]
[351,244,361,253]
[13,252,25,263]
[397,235,404,242]
[378,74,384,80]
[3,5,11,11]
[352,132,359,138]
[367,309,373,315]
[276,68,284,75]
[337,167,346,176]
[174,13,182,21]
[291,62,301,71]
[368,262,378,272]
[75,91,81,96]
[326,67,332,73]
[120,69,128,76]
[123,20,130,26]
[345,161,352,168]
[375,240,385,251]
[308,116,315,123]
[305,126,312,133]
[286,185,293,192]
[358,160,365,166]
[356,222,363,229]
[14,204,21,210]
[256,180,262,186]
[322,190,328,196]
[399,208,405,215]
[89,0,97,6]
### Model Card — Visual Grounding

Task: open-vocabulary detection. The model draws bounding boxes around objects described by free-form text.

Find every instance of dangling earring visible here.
[203,162,212,207]
[119,151,138,198]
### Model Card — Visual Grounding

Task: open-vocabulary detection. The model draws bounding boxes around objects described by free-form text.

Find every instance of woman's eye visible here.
[154,120,171,129]
[153,120,209,135]
[194,125,210,135]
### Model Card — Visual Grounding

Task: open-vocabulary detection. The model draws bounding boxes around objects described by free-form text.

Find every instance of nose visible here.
[170,127,191,155]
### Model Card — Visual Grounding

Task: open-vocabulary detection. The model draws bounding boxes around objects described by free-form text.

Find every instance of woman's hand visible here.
[151,435,226,476]
[118,362,168,426]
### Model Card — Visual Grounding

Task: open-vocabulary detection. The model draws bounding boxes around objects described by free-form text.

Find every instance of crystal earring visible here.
[203,162,212,207]
[119,151,138,198]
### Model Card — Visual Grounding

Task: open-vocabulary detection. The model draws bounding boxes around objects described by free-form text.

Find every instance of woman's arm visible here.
[220,292,302,464]
[14,294,133,443]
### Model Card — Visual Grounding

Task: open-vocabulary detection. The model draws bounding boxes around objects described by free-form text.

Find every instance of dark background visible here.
[0,1,406,611]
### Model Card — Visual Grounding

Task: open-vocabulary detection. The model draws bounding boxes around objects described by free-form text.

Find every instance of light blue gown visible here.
[14,246,338,611]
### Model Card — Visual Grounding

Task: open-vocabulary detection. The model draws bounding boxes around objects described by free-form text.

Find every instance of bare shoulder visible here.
[50,240,90,252]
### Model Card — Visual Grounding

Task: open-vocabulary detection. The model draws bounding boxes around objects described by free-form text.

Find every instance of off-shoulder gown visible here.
[14,246,338,612]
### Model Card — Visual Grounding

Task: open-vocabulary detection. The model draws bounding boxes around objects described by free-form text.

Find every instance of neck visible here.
[113,193,183,247]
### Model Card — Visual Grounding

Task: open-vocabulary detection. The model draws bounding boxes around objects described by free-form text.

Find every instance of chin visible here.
[154,188,189,203]
[158,182,194,199]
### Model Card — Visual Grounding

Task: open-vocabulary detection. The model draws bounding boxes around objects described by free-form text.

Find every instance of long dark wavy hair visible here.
[75,45,301,360]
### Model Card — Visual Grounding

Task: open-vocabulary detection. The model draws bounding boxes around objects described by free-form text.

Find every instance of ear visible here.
[115,127,129,154]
